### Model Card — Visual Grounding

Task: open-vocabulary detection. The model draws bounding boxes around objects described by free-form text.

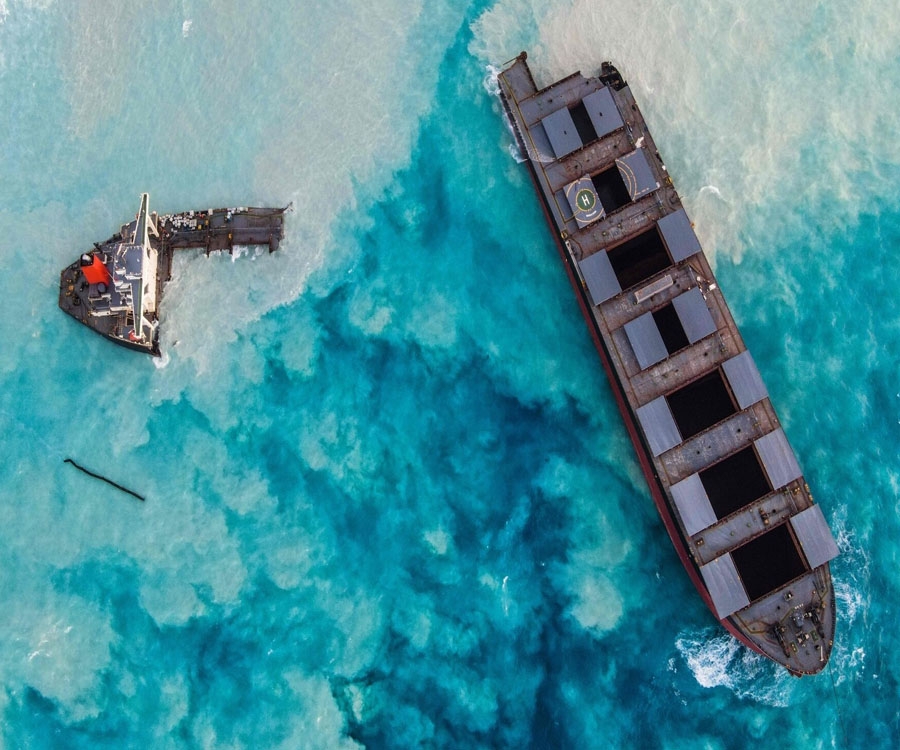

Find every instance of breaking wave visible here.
[674,629,797,707]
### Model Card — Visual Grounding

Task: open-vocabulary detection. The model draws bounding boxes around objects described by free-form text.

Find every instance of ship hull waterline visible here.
[496,53,836,675]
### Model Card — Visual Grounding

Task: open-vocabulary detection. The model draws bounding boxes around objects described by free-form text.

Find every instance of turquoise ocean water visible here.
[1,0,897,746]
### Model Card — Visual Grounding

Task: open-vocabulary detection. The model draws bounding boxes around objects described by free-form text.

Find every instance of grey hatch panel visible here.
[791,505,839,569]
[755,429,803,489]
[579,251,621,304]
[658,208,701,262]
[541,107,582,159]
[700,553,751,618]
[624,311,668,370]
[636,396,681,456]
[723,350,769,409]
[616,148,659,201]
[672,287,716,343]
[671,472,717,536]
[582,86,624,140]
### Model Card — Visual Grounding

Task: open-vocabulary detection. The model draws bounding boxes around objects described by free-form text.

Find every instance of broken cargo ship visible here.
[497,53,838,675]
[58,193,289,355]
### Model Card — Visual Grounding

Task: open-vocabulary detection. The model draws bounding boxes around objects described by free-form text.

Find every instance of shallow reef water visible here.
[0,0,898,746]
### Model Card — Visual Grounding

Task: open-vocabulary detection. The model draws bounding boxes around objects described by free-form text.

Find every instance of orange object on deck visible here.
[81,254,111,286]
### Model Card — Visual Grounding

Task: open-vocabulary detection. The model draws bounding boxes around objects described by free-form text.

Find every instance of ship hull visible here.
[58,198,289,356]
[497,53,837,674]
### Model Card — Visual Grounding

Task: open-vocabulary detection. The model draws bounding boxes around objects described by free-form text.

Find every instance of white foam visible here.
[675,628,796,706]
[507,142,525,163]
[834,579,866,629]
[483,62,530,164]
[828,504,869,629]
[482,64,501,97]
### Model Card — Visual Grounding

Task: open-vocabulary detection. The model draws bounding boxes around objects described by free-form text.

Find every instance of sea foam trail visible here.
[673,628,798,707]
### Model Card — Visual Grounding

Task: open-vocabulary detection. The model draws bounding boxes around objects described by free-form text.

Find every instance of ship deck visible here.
[498,53,838,675]
[153,206,289,309]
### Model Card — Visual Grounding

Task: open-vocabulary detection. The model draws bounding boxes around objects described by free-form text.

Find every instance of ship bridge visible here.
[81,193,160,346]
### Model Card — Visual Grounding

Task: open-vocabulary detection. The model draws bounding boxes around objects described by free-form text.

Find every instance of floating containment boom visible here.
[64,458,145,502]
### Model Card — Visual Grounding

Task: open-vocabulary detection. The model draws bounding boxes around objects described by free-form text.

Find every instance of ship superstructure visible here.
[497,53,838,674]
[59,193,289,355]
